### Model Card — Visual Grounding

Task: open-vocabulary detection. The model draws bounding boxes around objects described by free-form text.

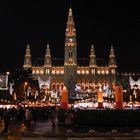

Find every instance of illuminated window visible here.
[48,69,50,74]
[77,70,80,74]
[61,70,64,74]
[111,69,115,74]
[106,70,109,74]
[36,70,39,74]
[40,70,44,74]
[97,70,100,75]
[101,70,105,75]
[45,69,50,74]
[86,70,89,75]
[91,69,95,75]
[52,70,55,74]
[82,70,85,75]
[56,70,59,74]
[32,70,35,74]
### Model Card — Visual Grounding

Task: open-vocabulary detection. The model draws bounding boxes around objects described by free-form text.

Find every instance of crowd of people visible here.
[0,103,79,135]
[0,105,58,134]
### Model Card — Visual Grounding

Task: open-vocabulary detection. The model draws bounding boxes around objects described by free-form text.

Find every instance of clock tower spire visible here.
[64,6,77,65]
[65,7,77,47]
[64,6,77,93]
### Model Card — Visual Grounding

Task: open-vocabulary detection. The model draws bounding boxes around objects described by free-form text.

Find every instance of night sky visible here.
[0,1,140,71]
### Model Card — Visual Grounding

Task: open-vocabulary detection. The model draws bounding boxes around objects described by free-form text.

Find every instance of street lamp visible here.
[6,71,10,90]
[24,82,28,99]
[6,72,10,75]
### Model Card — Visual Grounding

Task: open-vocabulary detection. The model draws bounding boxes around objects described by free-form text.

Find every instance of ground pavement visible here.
[1,119,140,139]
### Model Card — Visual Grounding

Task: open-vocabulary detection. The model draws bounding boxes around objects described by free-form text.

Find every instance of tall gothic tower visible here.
[109,45,117,75]
[23,44,32,69]
[64,7,77,87]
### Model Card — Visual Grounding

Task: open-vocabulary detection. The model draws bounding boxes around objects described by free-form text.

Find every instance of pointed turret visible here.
[65,7,76,36]
[44,44,51,67]
[23,44,32,69]
[89,44,97,67]
[109,45,117,68]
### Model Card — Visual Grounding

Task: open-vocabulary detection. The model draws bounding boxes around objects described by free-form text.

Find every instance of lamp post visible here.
[6,71,10,90]
[24,82,28,99]
[6,71,10,75]
[133,85,139,99]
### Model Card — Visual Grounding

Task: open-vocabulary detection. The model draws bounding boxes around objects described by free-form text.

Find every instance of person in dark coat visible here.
[31,107,38,124]
[3,111,10,133]
[50,108,57,127]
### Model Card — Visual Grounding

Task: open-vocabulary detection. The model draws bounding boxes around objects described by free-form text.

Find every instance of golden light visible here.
[52,70,55,74]
[24,82,28,99]
[82,70,85,74]
[101,70,105,75]
[40,70,44,74]
[56,70,60,74]
[98,87,103,108]
[63,86,67,90]
[77,70,80,74]
[97,70,100,74]
[32,70,35,74]
[98,90,103,103]
[106,70,109,74]
[86,70,89,75]
[24,82,28,86]
[6,71,10,75]
[36,70,39,74]
[61,70,64,74]
[99,86,102,92]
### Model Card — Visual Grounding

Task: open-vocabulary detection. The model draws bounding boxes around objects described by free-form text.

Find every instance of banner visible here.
[38,76,51,89]
[0,74,8,90]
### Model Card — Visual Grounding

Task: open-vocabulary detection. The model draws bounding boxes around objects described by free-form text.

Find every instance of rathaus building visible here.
[23,7,117,92]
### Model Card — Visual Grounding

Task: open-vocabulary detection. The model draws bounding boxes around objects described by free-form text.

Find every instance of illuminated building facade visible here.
[23,7,117,93]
